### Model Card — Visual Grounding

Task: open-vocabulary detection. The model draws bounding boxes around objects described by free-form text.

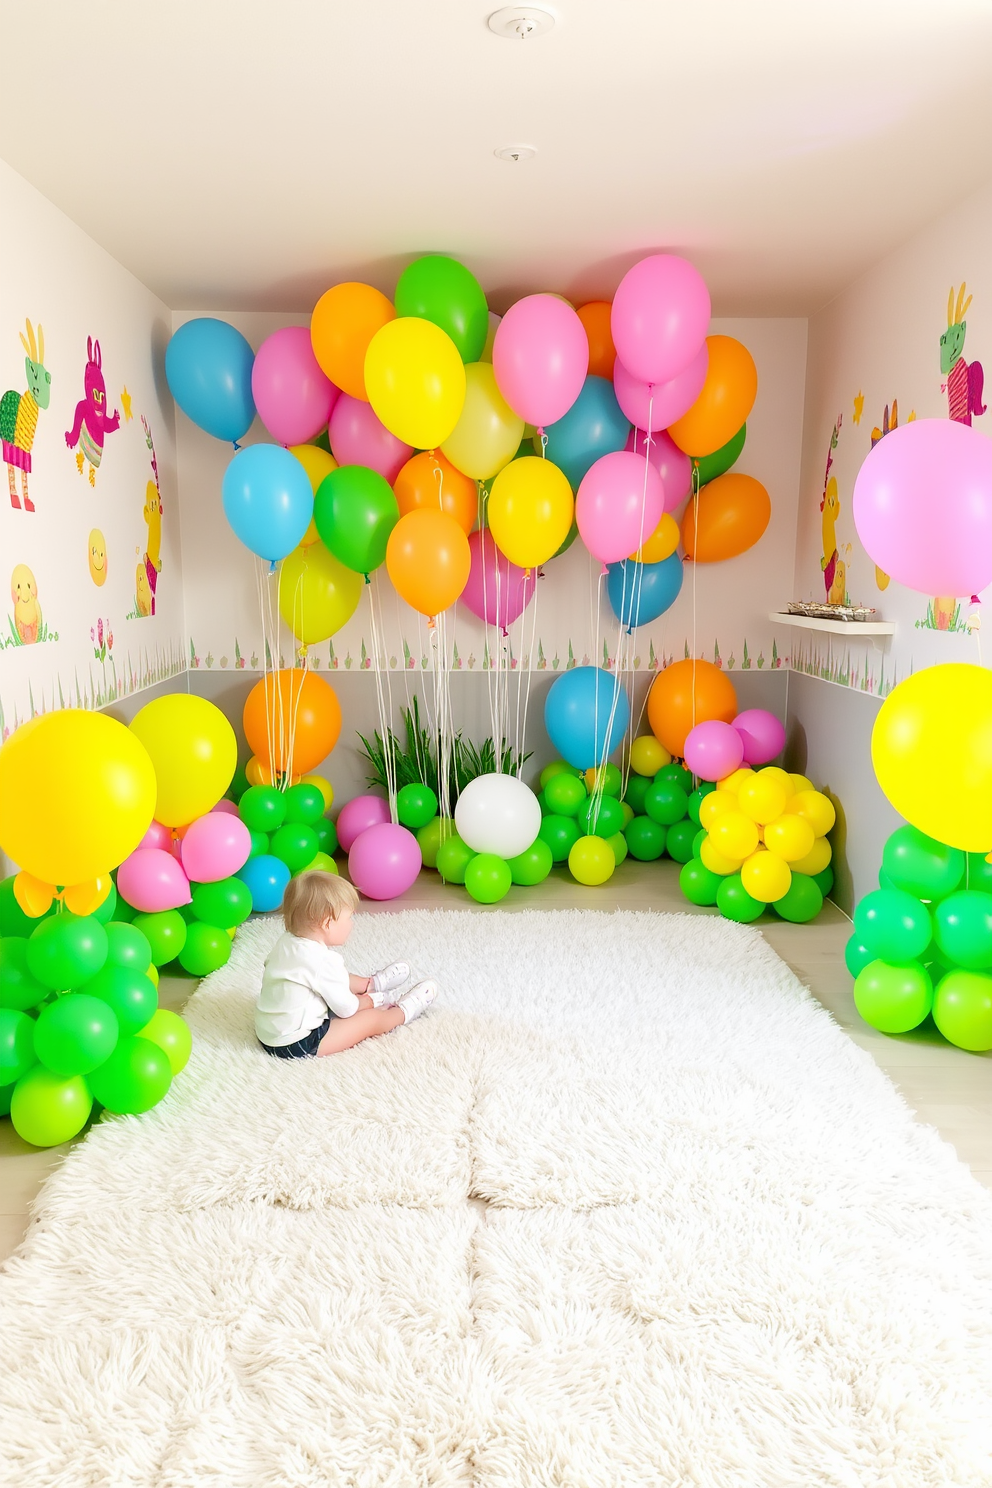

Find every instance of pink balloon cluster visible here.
[118,806,252,913]
[338,796,422,900]
[683,709,787,782]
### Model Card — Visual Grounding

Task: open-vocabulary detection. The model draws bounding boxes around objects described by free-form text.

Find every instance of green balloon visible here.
[692,828,706,858]
[932,969,992,1051]
[665,819,698,864]
[33,993,119,1076]
[394,254,489,363]
[130,910,187,968]
[227,763,250,802]
[853,889,931,963]
[812,865,834,898]
[508,839,553,886]
[271,823,319,872]
[111,892,136,923]
[1,1007,37,1086]
[26,915,109,992]
[589,763,623,798]
[538,814,581,864]
[436,833,476,885]
[140,1008,192,1076]
[878,869,897,891]
[845,935,875,979]
[190,877,253,930]
[314,465,399,575]
[239,785,286,833]
[882,825,964,902]
[179,922,231,976]
[87,1034,172,1115]
[0,1083,11,1117]
[314,818,337,856]
[687,783,716,826]
[536,789,549,815]
[853,959,932,1033]
[464,853,512,904]
[624,816,666,861]
[417,816,454,870]
[10,1065,92,1146]
[606,832,628,865]
[104,922,153,974]
[578,795,624,839]
[679,859,721,906]
[623,775,652,816]
[656,763,694,795]
[0,938,47,1011]
[0,874,53,937]
[551,520,579,557]
[717,874,765,923]
[544,773,587,817]
[933,891,992,971]
[772,873,824,924]
[92,883,118,925]
[644,780,689,827]
[539,760,581,789]
[283,783,325,826]
[249,829,270,859]
[963,852,992,895]
[693,423,746,485]
[297,852,337,877]
[397,782,439,831]
[81,964,157,1035]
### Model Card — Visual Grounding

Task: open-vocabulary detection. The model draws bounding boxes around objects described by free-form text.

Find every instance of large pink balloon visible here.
[626,428,692,510]
[492,295,589,429]
[329,393,413,483]
[684,721,745,782]
[613,343,708,432]
[461,529,535,633]
[611,255,711,386]
[180,813,252,884]
[852,418,992,597]
[117,848,191,913]
[336,795,391,853]
[733,709,786,766]
[576,450,665,564]
[137,820,172,852]
[251,326,339,445]
[348,823,422,901]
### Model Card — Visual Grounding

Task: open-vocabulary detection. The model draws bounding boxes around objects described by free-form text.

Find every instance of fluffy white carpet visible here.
[3,910,992,1487]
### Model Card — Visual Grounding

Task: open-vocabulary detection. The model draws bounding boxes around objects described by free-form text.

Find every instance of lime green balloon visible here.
[26,915,109,991]
[693,422,746,485]
[271,823,319,872]
[464,853,512,904]
[578,795,624,839]
[417,816,454,870]
[297,851,338,877]
[544,773,587,817]
[539,760,581,790]
[882,825,964,902]
[249,829,270,858]
[0,874,53,937]
[963,853,992,895]
[679,859,721,906]
[773,873,824,924]
[933,891,992,971]
[853,889,931,963]
[397,783,439,831]
[92,883,118,925]
[568,835,615,886]
[10,1065,92,1146]
[853,959,932,1033]
[588,764,623,798]
[644,781,689,827]
[395,254,488,362]
[0,1082,10,1117]
[190,877,253,930]
[1,1007,37,1086]
[508,839,553,886]
[665,819,698,864]
[314,465,399,575]
[620,802,635,828]
[717,874,764,923]
[227,763,250,802]
[314,818,337,856]
[239,785,286,833]
[436,833,476,885]
[624,816,666,861]
[283,783,326,826]
[656,763,694,795]
[845,935,875,979]
[932,969,992,1051]
[87,1034,172,1114]
[1,938,47,1011]
[606,831,628,865]
[131,909,186,968]
[104,922,152,974]
[688,783,716,826]
[179,922,231,976]
[140,1008,192,1076]
[81,964,157,1035]
[538,814,581,864]
[33,993,119,1076]
[623,775,652,816]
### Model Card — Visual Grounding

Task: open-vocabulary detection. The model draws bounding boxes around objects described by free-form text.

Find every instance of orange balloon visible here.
[577,301,616,381]
[629,512,680,564]
[310,283,394,402]
[386,509,471,617]
[647,659,738,758]
[682,473,771,563]
[393,451,477,535]
[245,756,301,788]
[668,337,758,457]
[243,669,342,776]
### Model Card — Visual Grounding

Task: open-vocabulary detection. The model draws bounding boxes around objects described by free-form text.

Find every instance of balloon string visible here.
[691,462,700,741]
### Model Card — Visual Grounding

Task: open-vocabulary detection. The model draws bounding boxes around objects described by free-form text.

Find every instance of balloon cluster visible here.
[236,776,343,911]
[847,826,992,1051]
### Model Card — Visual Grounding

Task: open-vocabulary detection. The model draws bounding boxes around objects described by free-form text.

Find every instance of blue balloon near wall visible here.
[222,445,314,564]
[236,854,291,913]
[537,376,630,490]
[544,666,631,771]
[165,318,256,442]
[607,552,684,630]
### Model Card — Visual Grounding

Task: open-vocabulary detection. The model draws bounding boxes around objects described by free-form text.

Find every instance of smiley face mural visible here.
[87,528,107,586]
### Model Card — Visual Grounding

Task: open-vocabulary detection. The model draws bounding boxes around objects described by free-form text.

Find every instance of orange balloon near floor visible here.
[386,508,472,617]
[647,659,738,758]
[668,336,758,457]
[577,302,616,381]
[682,473,771,563]
[393,451,477,535]
[243,669,342,776]
[310,283,394,402]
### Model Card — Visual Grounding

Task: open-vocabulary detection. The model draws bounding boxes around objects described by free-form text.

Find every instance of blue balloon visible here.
[607,552,684,630]
[165,318,256,442]
[222,445,314,564]
[537,376,631,490]
[236,854,291,914]
[544,666,631,771]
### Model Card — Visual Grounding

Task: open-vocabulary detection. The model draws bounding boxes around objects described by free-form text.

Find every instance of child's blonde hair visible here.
[282,871,358,936]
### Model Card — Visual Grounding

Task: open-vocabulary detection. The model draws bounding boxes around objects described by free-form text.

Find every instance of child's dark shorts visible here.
[258,1015,333,1060]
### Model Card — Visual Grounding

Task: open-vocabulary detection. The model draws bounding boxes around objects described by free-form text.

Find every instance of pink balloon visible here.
[180,813,252,884]
[575,451,665,564]
[611,255,711,387]
[348,822,422,901]
[461,529,535,633]
[336,795,391,853]
[492,295,589,428]
[329,393,413,483]
[211,799,240,817]
[683,720,745,782]
[251,326,339,446]
[117,848,191,913]
[733,710,787,767]
[613,343,708,432]
[626,428,692,510]
[137,820,172,852]
[852,418,992,597]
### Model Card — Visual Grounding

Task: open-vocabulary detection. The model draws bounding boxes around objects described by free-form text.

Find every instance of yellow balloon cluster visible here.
[697,767,835,903]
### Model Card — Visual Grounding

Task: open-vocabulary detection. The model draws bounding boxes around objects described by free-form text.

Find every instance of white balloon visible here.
[454,773,542,859]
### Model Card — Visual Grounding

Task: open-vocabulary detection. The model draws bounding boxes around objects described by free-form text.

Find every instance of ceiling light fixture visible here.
[494,145,537,162]
[487,7,556,40]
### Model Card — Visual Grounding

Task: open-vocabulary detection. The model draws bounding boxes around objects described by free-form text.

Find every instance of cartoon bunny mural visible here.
[65,336,120,485]
[1,319,51,512]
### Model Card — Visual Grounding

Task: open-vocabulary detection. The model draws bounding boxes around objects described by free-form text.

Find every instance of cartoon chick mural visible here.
[87,529,107,586]
[11,563,40,643]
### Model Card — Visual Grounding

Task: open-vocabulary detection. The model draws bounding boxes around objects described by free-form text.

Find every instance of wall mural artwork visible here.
[7,562,56,648]
[941,283,985,426]
[87,528,107,586]
[134,415,162,618]
[65,336,120,486]
[1,319,50,513]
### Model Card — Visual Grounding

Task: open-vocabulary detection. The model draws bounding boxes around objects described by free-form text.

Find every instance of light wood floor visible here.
[2,860,989,1263]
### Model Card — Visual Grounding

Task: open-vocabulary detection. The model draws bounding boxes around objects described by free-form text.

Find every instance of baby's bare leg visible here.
[317,1006,404,1055]
[348,973,372,995]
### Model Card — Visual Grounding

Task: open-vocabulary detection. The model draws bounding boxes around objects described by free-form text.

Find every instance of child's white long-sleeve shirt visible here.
[255,932,360,1047]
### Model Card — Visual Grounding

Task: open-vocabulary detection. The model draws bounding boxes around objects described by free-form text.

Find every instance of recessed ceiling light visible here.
[494,145,537,162]
[487,7,556,40]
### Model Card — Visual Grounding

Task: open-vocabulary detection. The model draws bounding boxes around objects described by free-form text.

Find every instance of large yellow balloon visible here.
[364,317,466,449]
[289,444,337,547]
[488,456,574,569]
[872,664,992,854]
[278,539,362,645]
[130,695,237,827]
[0,710,156,885]
[440,362,524,480]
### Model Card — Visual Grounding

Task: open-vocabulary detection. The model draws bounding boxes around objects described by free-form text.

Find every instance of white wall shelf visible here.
[769,611,895,639]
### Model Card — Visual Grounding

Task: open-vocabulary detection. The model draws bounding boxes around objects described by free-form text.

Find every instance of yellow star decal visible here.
[120,386,133,422]
[852,391,864,425]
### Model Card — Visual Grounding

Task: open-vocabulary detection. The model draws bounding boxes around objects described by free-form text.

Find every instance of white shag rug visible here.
[3,909,992,1487]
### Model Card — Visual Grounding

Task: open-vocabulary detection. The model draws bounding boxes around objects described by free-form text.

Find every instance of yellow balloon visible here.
[741,849,792,903]
[0,710,156,885]
[699,789,737,831]
[129,695,237,828]
[629,513,680,564]
[629,735,670,777]
[13,871,55,918]
[710,811,759,860]
[738,774,789,825]
[568,834,616,885]
[788,773,813,796]
[758,766,792,790]
[440,362,524,480]
[763,813,815,863]
[790,836,833,876]
[63,876,112,915]
[700,835,743,876]
[719,767,754,794]
[364,317,466,449]
[488,456,574,569]
[289,445,337,547]
[301,773,334,810]
[789,789,836,838]
[278,539,363,645]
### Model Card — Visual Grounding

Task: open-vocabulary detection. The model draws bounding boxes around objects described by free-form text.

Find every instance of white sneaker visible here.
[397,979,437,1024]
[368,962,411,1006]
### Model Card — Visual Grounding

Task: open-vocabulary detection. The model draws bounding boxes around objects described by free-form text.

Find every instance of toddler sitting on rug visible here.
[255,870,436,1060]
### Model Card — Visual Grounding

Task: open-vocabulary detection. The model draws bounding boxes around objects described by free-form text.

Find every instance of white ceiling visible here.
[3,0,992,316]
